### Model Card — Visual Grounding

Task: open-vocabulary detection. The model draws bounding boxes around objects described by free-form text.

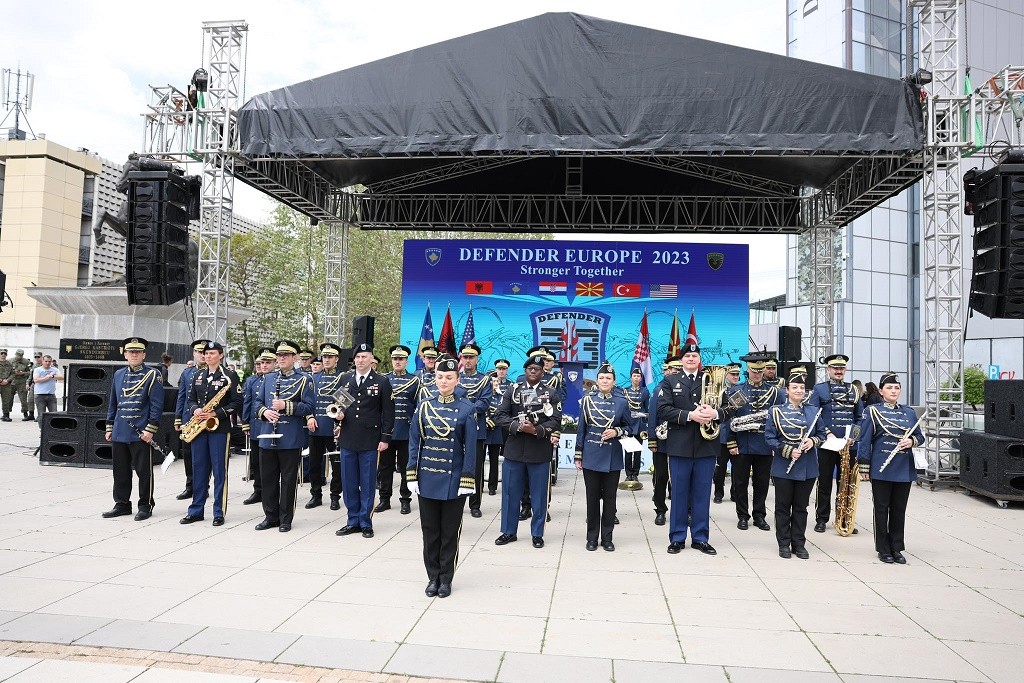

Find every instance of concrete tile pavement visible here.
[2,416,1023,682]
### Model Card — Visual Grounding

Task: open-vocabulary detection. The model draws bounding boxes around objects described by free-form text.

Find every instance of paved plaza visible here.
[0,416,1022,682]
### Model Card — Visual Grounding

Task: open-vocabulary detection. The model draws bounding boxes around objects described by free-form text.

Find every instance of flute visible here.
[786,408,822,474]
[878,414,925,473]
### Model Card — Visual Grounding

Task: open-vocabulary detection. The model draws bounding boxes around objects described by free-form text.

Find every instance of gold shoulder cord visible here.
[278,374,306,401]
[391,375,419,399]
[868,405,911,438]
[462,374,490,400]
[419,400,455,438]
[121,368,158,398]
[582,394,614,430]
[751,385,778,410]
[317,372,343,396]
[773,406,807,442]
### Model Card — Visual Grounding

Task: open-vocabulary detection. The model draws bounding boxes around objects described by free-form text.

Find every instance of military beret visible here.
[200,341,224,353]
[122,337,148,351]
[275,340,299,355]
[389,345,412,358]
[373,355,382,364]
[319,343,342,356]
[353,342,373,354]
[822,353,850,368]
[879,371,900,387]
[437,358,458,373]
[523,356,545,369]
[494,359,510,369]
[681,343,700,355]
[459,343,481,357]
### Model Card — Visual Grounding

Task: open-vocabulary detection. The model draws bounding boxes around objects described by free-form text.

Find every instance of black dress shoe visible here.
[519,508,532,521]
[813,522,827,533]
[134,507,152,521]
[175,488,193,501]
[546,512,551,522]
[667,542,684,554]
[437,583,452,598]
[425,581,439,597]
[242,493,261,505]
[532,536,544,548]
[374,500,391,513]
[613,515,619,524]
[488,489,497,496]
[602,541,615,552]
[212,517,224,526]
[255,518,279,531]
[586,540,598,551]
[180,514,204,524]
[779,547,792,558]
[305,497,322,509]
[878,552,895,564]
[713,496,723,504]
[753,518,771,531]
[330,499,340,511]
[279,524,291,532]
[494,533,517,546]
[335,525,360,536]
[361,528,374,538]
[793,547,810,560]
[400,501,411,514]
[892,551,907,564]
[654,512,666,526]
[470,508,482,518]
[737,519,749,530]
[691,541,717,555]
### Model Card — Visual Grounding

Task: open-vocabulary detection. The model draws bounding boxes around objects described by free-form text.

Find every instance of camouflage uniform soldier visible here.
[11,350,34,421]
[0,349,14,422]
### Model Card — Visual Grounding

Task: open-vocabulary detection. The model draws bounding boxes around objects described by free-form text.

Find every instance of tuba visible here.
[833,433,859,536]
[699,366,729,440]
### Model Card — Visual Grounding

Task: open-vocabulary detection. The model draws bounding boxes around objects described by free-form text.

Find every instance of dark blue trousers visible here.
[668,455,715,544]
[188,431,229,518]
[341,448,379,530]
[501,459,549,537]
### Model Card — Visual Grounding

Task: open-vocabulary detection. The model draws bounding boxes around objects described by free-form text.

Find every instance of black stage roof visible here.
[235,12,925,231]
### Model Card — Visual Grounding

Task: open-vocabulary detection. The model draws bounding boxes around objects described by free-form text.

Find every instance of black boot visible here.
[1,414,11,422]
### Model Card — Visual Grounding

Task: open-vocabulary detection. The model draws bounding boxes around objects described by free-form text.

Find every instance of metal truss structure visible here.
[968,65,1024,151]
[323,220,350,343]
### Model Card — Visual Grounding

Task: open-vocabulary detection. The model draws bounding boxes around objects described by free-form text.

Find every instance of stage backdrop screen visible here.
[399,239,749,389]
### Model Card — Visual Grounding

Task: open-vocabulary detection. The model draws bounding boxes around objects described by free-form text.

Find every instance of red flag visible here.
[465,280,493,295]
[437,306,457,357]
[667,313,682,358]
[686,311,702,371]
[631,310,653,385]
[612,283,640,297]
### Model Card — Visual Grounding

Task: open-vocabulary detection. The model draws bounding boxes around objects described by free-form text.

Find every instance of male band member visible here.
[241,347,275,505]
[658,343,731,555]
[181,341,242,526]
[103,338,163,521]
[0,349,14,421]
[335,342,394,539]
[485,359,513,495]
[32,355,62,422]
[371,355,381,372]
[857,372,925,564]
[378,345,420,515]
[763,358,783,389]
[174,340,210,501]
[622,368,650,486]
[255,340,314,532]
[808,353,863,533]
[407,357,477,598]
[457,343,493,518]
[416,346,439,388]
[713,362,743,503]
[298,350,314,374]
[311,357,323,374]
[494,356,561,548]
[10,350,33,421]
[722,352,784,532]
[650,358,680,525]
[307,342,345,510]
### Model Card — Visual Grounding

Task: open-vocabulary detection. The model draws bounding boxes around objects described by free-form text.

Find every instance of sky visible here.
[1,0,789,296]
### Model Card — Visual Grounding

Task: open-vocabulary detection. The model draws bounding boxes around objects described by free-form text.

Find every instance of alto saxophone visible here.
[180,382,233,443]
[833,433,859,536]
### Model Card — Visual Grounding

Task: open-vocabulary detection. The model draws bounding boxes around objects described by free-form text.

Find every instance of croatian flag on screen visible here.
[539,282,567,293]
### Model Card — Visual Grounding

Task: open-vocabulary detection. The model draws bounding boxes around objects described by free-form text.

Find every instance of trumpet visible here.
[325,386,356,419]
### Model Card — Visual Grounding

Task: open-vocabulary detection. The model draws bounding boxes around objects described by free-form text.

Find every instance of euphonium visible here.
[180,382,232,443]
[699,366,729,440]
[833,439,859,536]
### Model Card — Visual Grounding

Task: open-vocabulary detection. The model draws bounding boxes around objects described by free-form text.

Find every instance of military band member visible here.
[485,359,512,495]
[622,368,650,485]
[335,343,394,539]
[298,349,314,374]
[102,338,164,521]
[857,372,925,564]
[377,344,420,515]
[306,343,345,510]
[174,340,210,501]
[766,367,827,559]
[713,362,743,503]
[808,354,863,533]
[407,357,477,598]
[494,356,561,548]
[657,344,728,555]
[457,343,493,518]
[416,346,439,388]
[650,357,680,525]
[311,357,323,374]
[763,358,783,388]
[241,347,275,505]
[722,352,784,532]
[181,341,242,526]
[0,349,14,421]
[576,363,631,551]
[255,340,314,532]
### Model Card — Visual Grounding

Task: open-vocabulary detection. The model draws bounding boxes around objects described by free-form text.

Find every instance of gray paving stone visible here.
[0,612,111,644]
[499,652,611,683]
[613,659,728,683]
[276,634,398,672]
[388,643,502,681]
[727,666,843,683]
[173,627,299,662]
[0,611,26,626]
[74,619,203,651]
[0,657,41,679]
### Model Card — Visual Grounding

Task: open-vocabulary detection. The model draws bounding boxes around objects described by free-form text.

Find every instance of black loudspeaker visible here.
[338,347,354,371]
[70,391,108,413]
[39,413,87,467]
[352,316,375,348]
[778,326,802,362]
[780,361,816,391]
[158,411,178,463]
[163,386,178,413]
[959,431,1024,502]
[985,380,1024,440]
[970,164,1024,319]
[126,170,193,306]
[85,440,114,469]
[67,364,113,396]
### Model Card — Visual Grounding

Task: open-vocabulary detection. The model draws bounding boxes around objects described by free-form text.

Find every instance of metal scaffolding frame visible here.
[323,220,350,344]
[807,224,837,376]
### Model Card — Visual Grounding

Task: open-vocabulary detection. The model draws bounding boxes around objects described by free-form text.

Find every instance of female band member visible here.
[622,368,650,486]
[765,367,826,559]
[575,363,631,551]
[857,372,925,564]
[407,357,477,598]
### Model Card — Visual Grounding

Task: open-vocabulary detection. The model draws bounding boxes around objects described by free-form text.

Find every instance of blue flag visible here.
[460,305,477,348]
[415,304,435,371]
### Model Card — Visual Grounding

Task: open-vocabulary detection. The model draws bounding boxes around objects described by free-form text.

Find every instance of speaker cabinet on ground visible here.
[163,385,178,413]
[959,431,1024,506]
[85,439,114,469]
[778,326,802,362]
[70,391,108,413]
[39,413,87,467]
[985,380,1024,440]
[67,364,113,395]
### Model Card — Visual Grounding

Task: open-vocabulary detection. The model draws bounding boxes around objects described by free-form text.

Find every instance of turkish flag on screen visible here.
[611,283,640,297]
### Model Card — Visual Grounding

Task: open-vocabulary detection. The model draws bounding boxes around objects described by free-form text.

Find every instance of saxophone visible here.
[180,382,232,443]
[833,435,859,536]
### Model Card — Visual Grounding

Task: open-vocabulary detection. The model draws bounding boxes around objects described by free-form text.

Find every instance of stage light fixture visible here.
[908,69,933,86]
[191,68,209,93]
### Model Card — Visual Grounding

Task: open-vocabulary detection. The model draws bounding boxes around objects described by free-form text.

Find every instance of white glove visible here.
[408,482,419,496]
[457,487,475,497]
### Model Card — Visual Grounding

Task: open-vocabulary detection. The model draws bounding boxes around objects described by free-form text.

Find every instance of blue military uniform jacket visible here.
[175,364,201,428]
[808,381,863,443]
[575,391,631,472]
[647,384,664,452]
[407,393,478,499]
[186,366,242,434]
[857,403,925,483]
[336,369,395,451]
[721,381,785,455]
[656,371,727,459]
[486,376,512,445]
[310,368,345,437]
[623,385,650,440]
[256,369,314,450]
[458,370,493,441]
[766,403,827,480]
[494,379,562,464]
[241,373,267,438]
[385,371,421,441]
[106,364,164,442]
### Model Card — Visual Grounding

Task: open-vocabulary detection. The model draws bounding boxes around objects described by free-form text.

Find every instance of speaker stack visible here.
[958,380,1024,507]
[126,170,197,306]
[969,162,1024,319]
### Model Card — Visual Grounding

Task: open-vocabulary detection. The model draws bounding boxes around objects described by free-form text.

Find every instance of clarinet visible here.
[123,417,167,457]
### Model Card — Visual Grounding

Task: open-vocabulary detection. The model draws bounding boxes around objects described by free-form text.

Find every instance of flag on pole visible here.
[631,309,653,385]
[437,305,457,357]
[415,303,435,371]
[686,310,702,371]
[667,310,682,359]
[458,306,477,371]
